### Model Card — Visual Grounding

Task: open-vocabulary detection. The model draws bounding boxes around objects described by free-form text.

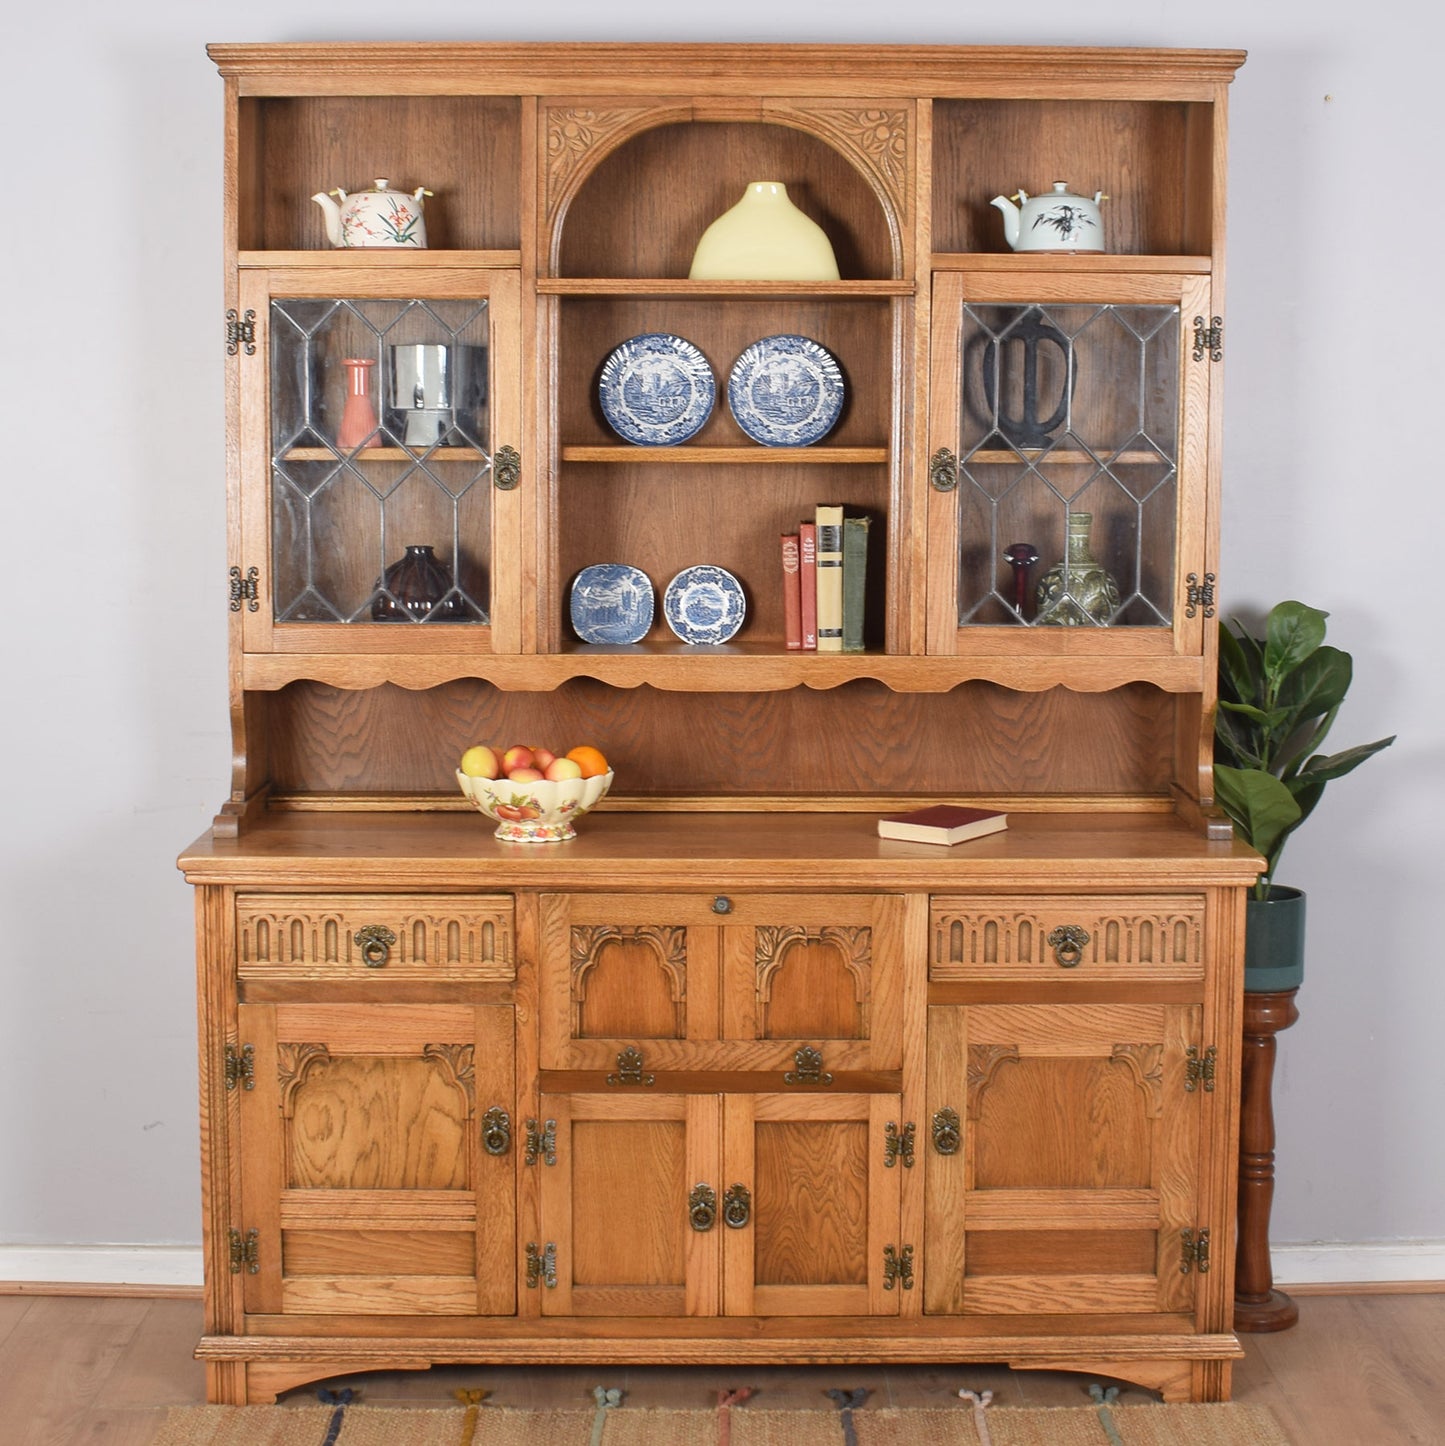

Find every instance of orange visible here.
[565,744,610,778]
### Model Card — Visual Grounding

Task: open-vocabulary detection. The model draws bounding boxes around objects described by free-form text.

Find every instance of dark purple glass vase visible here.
[372,544,468,622]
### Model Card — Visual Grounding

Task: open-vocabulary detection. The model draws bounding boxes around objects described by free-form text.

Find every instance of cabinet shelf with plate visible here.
[190,42,1257,1408]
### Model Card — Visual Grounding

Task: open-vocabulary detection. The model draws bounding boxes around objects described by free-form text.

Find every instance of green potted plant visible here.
[1214,599,1395,991]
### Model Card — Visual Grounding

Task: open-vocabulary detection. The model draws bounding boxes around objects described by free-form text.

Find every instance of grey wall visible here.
[2,0,1440,1274]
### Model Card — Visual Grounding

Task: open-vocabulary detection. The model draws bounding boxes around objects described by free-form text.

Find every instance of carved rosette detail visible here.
[1109,1043,1165,1117]
[423,1043,476,1116]
[966,1043,1021,1120]
[277,1042,332,1117]
[770,103,911,230]
[545,107,656,223]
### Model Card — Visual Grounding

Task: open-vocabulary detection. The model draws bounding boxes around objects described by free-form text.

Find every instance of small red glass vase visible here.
[338,357,381,450]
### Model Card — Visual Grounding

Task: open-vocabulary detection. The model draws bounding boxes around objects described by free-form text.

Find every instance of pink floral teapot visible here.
[312,179,432,248]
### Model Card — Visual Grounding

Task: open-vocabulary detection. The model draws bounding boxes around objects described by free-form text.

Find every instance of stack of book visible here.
[782,504,870,652]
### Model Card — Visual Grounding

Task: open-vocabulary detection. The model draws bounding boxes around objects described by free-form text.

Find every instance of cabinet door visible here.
[926,270,1213,672]
[723,1093,905,1317]
[539,892,904,1077]
[236,267,523,661]
[925,1002,1203,1317]
[535,1092,723,1317]
[534,1091,905,1319]
[236,1002,515,1317]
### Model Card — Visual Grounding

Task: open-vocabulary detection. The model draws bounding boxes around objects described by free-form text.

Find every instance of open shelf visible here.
[560,446,889,465]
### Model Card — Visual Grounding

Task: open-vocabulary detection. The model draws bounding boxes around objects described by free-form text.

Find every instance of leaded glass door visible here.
[237,268,522,657]
[926,271,1213,671]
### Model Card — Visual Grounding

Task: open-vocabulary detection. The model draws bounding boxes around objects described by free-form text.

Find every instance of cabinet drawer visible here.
[930,895,1205,983]
[236,895,514,981]
[540,892,906,1074]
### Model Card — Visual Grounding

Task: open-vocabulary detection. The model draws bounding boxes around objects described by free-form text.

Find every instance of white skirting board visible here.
[0,1242,1442,1292]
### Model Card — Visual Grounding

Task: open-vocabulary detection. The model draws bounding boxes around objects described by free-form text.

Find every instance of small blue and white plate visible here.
[570,563,654,644]
[727,334,845,447]
[662,565,747,645]
[598,333,716,445]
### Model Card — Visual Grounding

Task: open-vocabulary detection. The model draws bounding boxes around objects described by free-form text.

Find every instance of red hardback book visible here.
[781,532,802,649]
[798,522,818,650]
[876,805,1008,845]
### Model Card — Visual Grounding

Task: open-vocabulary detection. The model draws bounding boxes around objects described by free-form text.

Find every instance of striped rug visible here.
[147,1385,1292,1445]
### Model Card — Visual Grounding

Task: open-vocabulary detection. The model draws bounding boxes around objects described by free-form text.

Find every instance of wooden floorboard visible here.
[0,1292,1441,1443]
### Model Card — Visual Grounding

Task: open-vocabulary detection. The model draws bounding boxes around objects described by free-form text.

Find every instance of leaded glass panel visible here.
[269,298,493,624]
[956,302,1180,628]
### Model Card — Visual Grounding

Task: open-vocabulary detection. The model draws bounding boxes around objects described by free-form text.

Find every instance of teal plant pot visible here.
[1244,886,1306,993]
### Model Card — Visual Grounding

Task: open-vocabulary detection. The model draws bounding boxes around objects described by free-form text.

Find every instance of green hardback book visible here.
[841,514,870,653]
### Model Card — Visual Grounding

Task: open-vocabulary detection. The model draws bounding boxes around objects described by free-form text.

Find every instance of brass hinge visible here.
[607,1046,655,1087]
[1180,1227,1211,1275]
[493,444,521,490]
[1192,315,1223,363]
[524,1117,557,1166]
[228,566,259,613]
[784,1046,833,1086]
[884,1121,915,1169]
[525,1241,557,1289]
[224,1043,254,1092]
[228,1227,259,1275]
[883,1243,915,1291]
[225,308,256,356]
[1185,572,1217,620]
[929,446,959,492]
[931,1107,961,1156]
[1184,1045,1217,1093]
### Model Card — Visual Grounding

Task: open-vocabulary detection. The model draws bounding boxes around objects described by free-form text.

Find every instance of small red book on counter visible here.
[877,805,1007,846]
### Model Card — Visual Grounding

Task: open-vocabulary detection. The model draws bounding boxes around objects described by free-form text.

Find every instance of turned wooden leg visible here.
[1234,987,1300,1332]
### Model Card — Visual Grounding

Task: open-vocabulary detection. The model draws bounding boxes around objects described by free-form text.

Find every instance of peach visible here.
[531,747,557,770]
[501,744,535,774]
[544,756,583,781]
[459,744,501,779]
[507,766,545,783]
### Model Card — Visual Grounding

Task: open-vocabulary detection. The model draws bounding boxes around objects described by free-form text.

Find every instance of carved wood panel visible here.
[754,925,870,1040]
[571,925,688,1039]
[930,895,1206,981]
[237,895,514,980]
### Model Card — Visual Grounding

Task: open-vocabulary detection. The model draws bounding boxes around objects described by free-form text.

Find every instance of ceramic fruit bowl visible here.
[456,769,614,842]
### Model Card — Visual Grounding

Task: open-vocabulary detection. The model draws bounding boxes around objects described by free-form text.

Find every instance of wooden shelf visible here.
[239,250,522,270]
[560,445,889,465]
[239,648,1207,695]
[539,278,912,297]
[932,253,1212,274]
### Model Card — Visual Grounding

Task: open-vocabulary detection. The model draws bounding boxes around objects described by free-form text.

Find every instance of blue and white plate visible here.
[570,563,654,645]
[662,565,747,645]
[727,334,845,447]
[598,333,716,446]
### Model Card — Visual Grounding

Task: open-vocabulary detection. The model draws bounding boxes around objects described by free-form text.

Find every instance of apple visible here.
[459,744,501,779]
[501,744,535,774]
[544,756,583,781]
[507,766,545,783]
[531,746,557,770]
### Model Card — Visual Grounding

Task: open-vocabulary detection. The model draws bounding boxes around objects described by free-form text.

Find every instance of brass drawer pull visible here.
[785,1046,833,1086]
[931,1107,961,1155]
[607,1046,655,1086]
[1047,924,1090,968]
[481,1107,511,1156]
[723,1183,751,1229]
[689,1183,718,1232]
[354,924,396,967]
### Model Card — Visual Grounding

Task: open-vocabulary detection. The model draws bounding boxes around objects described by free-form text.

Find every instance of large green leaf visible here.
[1264,601,1328,687]
[1274,646,1351,731]
[1213,765,1302,862]
[1298,736,1397,784]
[1217,621,1261,706]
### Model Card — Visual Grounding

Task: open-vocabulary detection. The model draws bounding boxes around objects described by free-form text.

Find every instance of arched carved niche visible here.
[545,102,909,279]
[570,924,688,1039]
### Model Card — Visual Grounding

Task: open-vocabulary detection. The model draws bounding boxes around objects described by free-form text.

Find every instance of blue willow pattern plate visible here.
[727,333,844,447]
[662,565,747,645]
[569,563,655,644]
[598,333,716,445]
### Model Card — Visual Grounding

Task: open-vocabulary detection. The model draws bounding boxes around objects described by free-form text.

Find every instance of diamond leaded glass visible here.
[269,298,493,624]
[956,302,1180,628]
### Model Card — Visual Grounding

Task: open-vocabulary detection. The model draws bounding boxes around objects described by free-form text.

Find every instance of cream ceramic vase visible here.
[689,181,840,281]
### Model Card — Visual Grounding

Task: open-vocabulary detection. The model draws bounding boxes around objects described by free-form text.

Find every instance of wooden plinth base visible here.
[1234,987,1300,1334]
